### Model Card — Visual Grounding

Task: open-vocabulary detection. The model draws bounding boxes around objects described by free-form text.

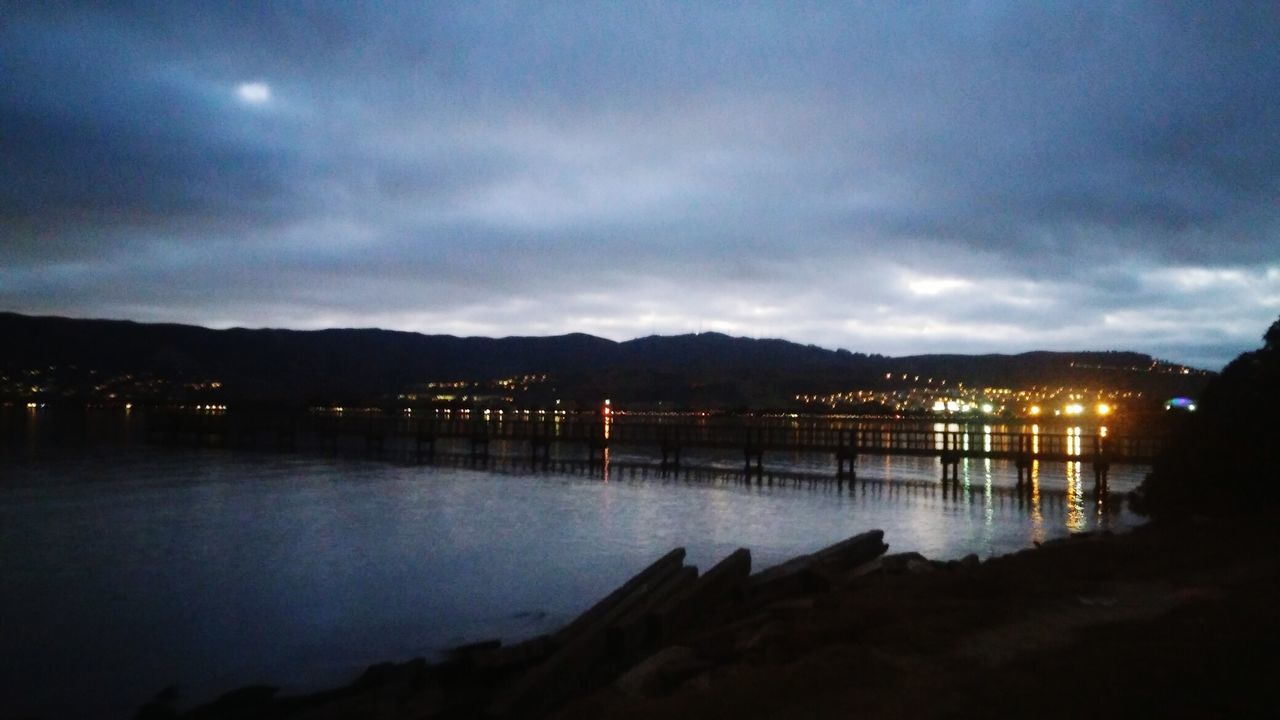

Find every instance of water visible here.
[0,441,1143,719]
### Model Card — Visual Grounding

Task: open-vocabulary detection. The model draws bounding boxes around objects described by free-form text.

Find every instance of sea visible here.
[0,410,1146,719]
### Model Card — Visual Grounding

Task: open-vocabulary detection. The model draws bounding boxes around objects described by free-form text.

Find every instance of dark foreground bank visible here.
[134,515,1279,720]
[561,517,1280,719]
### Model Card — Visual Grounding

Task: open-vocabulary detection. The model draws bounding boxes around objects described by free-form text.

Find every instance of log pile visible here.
[484,530,887,717]
[172,531,890,720]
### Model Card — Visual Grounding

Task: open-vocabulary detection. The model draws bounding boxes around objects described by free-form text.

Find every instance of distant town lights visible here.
[1096,403,1112,416]
[1064,403,1085,416]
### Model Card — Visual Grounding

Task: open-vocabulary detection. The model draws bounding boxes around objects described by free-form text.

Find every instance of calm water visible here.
[0,440,1144,719]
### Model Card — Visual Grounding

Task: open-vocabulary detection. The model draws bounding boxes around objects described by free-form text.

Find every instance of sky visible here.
[2,2,1278,369]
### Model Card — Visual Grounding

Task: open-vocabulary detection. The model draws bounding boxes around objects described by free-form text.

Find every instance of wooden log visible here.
[608,565,699,660]
[745,557,832,606]
[651,547,752,642]
[811,529,888,572]
[552,543,686,645]
[465,635,556,672]
[552,547,686,647]
[746,530,887,605]
[448,638,501,664]
[488,549,687,717]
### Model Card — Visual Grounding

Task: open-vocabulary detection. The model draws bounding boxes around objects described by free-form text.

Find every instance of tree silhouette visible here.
[1133,316,1280,517]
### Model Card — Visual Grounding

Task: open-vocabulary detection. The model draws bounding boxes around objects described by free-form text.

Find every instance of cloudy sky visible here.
[3,2,1277,368]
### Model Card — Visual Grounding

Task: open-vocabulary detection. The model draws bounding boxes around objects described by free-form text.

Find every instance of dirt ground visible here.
[555,517,1280,719]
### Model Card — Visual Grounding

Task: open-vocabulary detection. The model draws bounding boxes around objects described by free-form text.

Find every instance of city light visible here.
[1096,403,1111,416]
[1028,405,1041,416]
[1064,403,1084,416]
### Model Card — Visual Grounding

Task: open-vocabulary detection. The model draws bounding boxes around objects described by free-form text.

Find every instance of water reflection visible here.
[983,458,994,531]
[1066,426,1083,457]
[1029,459,1045,544]
[1065,460,1085,531]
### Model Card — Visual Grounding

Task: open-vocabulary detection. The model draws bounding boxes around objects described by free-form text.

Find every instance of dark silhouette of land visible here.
[0,312,1208,409]
[1134,317,1280,517]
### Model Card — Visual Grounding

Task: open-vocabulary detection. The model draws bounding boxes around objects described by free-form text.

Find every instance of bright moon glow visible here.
[236,82,271,104]
[905,275,973,297]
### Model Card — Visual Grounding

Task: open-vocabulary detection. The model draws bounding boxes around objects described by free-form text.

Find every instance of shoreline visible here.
[152,513,1280,719]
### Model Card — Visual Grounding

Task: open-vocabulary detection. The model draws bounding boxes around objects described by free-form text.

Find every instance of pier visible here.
[144,410,1163,490]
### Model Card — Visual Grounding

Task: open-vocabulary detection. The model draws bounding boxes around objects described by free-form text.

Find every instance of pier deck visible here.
[146,411,1164,485]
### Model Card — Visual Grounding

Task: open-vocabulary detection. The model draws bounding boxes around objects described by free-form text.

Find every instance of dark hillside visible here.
[0,312,1210,409]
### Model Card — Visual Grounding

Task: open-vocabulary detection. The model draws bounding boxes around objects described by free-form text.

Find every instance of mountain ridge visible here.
[0,312,1209,409]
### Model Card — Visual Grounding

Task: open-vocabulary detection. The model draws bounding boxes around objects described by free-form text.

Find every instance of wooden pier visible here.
[144,411,1163,489]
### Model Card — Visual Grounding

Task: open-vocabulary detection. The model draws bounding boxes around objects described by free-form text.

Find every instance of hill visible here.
[0,312,1210,410]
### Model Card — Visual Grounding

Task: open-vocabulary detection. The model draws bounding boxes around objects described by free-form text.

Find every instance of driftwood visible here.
[747,530,887,606]
[608,565,699,660]
[551,547,686,647]
[460,634,556,672]
[811,529,889,570]
[487,548,688,717]
[173,532,897,720]
[490,535,887,716]
[652,547,752,642]
[448,639,502,664]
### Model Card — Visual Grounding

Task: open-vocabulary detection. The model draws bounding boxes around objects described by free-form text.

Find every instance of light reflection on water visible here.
[0,445,1144,719]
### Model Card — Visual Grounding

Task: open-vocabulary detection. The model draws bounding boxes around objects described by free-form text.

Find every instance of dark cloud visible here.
[1,1,1277,368]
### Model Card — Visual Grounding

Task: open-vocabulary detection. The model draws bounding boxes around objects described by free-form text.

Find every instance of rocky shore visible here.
[144,515,1280,720]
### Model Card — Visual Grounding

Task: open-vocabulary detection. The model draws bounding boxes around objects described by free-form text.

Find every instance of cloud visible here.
[1,2,1278,369]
